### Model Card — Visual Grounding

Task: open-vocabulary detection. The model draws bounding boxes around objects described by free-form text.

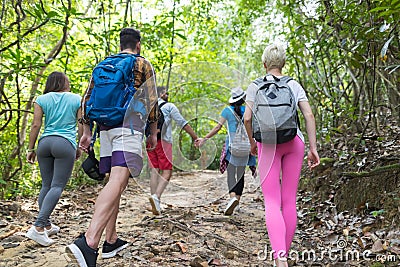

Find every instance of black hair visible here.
[157,86,167,97]
[120,28,141,51]
[43,71,69,94]
[230,98,245,118]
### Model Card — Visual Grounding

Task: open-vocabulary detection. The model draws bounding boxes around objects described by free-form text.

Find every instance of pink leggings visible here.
[257,136,305,258]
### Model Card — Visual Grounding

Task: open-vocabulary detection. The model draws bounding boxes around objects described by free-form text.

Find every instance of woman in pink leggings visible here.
[244,43,320,267]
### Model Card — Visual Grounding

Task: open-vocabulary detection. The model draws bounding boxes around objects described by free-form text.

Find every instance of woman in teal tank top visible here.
[25,72,82,246]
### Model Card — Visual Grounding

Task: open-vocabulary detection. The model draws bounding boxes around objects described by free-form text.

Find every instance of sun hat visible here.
[228,87,246,104]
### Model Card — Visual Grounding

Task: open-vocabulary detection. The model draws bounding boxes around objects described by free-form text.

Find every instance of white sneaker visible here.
[149,194,161,215]
[224,197,239,216]
[45,224,60,236]
[25,226,55,246]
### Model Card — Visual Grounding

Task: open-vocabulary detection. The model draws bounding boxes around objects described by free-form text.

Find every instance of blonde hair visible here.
[261,43,286,70]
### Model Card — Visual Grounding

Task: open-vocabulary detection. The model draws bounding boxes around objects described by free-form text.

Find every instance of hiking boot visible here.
[45,224,60,236]
[224,197,239,216]
[149,194,161,215]
[25,226,55,246]
[66,234,98,267]
[101,238,129,258]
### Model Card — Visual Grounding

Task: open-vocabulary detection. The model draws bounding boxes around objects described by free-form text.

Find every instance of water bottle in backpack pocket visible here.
[252,75,298,144]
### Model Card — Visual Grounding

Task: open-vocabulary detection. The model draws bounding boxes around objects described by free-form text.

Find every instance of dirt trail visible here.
[2,169,399,267]
[0,170,269,267]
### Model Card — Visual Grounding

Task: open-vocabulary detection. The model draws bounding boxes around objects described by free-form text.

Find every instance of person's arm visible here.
[146,121,158,151]
[182,124,198,141]
[196,117,226,147]
[79,77,94,125]
[78,80,93,153]
[169,104,198,141]
[76,108,83,159]
[27,103,43,164]
[205,117,225,139]
[145,100,158,151]
[298,101,320,170]
[244,101,257,155]
[77,108,83,141]
[139,58,158,151]
[79,123,92,153]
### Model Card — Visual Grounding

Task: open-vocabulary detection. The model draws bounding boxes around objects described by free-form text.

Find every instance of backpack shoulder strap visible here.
[279,76,293,84]
[255,75,277,91]
[158,101,168,121]
[159,101,168,109]
[252,77,265,88]
[115,53,137,82]
[229,106,245,124]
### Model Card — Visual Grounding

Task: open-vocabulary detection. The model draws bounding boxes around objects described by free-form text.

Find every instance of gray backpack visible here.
[229,108,251,157]
[252,75,298,144]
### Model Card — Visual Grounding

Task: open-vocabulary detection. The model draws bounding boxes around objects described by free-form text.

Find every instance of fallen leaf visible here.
[371,240,385,253]
[176,241,188,253]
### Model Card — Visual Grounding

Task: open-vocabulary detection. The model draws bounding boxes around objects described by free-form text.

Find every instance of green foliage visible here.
[370,209,385,217]
[276,0,399,147]
[0,0,399,199]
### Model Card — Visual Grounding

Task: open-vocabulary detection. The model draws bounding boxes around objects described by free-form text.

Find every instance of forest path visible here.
[1,170,269,267]
[1,169,399,267]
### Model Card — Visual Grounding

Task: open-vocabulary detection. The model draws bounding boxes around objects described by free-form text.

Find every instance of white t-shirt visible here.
[246,75,308,143]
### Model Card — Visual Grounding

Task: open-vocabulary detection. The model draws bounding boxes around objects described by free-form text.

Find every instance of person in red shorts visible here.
[147,86,199,215]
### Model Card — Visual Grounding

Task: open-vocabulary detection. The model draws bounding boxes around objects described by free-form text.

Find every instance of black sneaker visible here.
[66,234,98,267]
[101,238,129,258]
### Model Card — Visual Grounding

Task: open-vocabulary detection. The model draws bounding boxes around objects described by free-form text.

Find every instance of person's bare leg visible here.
[104,198,120,244]
[229,192,238,199]
[85,166,129,249]
[155,169,172,200]
[150,168,160,195]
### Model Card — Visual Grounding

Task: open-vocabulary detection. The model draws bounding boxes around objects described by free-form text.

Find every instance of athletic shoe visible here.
[224,197,239,216]
[149,194,161,215]
[25,226,55,246]
[66,234,98,267]
[101,238,129,258]
[45,224,60,236]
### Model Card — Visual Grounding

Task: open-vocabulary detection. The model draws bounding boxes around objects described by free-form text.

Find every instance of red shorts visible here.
[147,139,173,170]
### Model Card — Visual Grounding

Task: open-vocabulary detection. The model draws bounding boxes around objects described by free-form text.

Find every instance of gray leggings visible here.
[35,136,75,228]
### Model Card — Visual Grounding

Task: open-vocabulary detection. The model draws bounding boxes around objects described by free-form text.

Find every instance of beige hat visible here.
[228,87,246,104]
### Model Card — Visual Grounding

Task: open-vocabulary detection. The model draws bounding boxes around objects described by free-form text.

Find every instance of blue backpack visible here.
[86,53,138,126]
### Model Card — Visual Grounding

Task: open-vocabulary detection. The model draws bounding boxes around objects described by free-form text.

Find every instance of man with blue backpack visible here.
[66,28,158,267]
